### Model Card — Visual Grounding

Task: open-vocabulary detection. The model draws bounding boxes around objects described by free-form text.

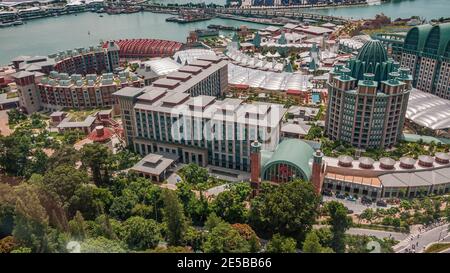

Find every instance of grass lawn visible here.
[424,243,450,253]
[48,131,65,141]
[63,107,111,122]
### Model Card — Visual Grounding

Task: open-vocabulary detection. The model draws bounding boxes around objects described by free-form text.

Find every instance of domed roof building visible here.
[325,39,413,149]
[400,22,450,99]
[347,40,398,82]
[260,139,315,182]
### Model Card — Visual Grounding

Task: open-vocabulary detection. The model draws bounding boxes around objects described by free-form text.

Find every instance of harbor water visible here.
[0,0,448,65]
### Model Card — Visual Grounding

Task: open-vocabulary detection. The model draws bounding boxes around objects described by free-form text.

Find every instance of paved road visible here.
[395,223,449,253]
[166,172,182,186]
[322,196,392,214]
[347,228,408,241]
[205,183,230,197]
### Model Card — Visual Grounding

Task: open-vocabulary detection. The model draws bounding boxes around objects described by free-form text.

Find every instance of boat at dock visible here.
[208,24,237,31]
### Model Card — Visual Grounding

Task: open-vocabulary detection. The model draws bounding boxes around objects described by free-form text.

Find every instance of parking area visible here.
[322,195,393,214]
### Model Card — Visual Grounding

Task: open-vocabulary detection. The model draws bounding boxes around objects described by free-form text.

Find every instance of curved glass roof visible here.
[228,63,313,91]
[406,89,450,130]
[141,57,180,76]
[226,47,284,72]
[173,49,216,65]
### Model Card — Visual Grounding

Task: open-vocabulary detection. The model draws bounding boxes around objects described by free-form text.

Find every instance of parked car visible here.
[376,200,388,207]
[346,195,357,202]
[336,193,346,199]
[346,209,354,214]
[322,189,333,196]
[361,196,372,205]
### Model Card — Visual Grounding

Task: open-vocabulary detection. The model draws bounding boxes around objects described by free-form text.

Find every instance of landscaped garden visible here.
[177,163,226,191]
[355,196,450,233]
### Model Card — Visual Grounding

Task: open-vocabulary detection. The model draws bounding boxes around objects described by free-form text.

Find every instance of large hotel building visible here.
[325,40,412,149]
[114,55,286,172]
[400,22,450,99]
[13,70,143,113]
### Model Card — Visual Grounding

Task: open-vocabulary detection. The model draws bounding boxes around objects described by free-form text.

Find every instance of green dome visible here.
[356,40,388,66]
[261,139,314,181]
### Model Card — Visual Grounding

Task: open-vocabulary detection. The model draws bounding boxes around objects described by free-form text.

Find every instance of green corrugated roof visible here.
[356,40,388,65]
[261,139,314,180]
[435,23,450,56]
[404,24,433,52]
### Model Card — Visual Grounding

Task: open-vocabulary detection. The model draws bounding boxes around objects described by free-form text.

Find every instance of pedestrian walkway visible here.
[347,228,407,241]
[394,222,449,253]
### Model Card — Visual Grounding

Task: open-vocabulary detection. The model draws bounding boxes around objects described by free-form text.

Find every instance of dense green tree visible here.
[345,234,395,253]
[29,113,46,129]
[148,245,192,253]
[43,164,88,205]
[0,132,32,176]
[68,185,113,220]
[249,180,320,242]
[10,247,32,253]
[109,194,138,221]
[360,208,375,224]
[203,222,251,253]
[0,236,17,253]
[211,190,247,224]
[68,211,87,241]
[80,143,111,186]
[265,233,297,253]
[80,236,127,253]
[326,201,352,253]
[122,216,161,250]
[48,145,80,168]
[183,226,204,251]
[446,206,450,223]
[181,163,208,185]
[162,189,187,246]
[12,184,49,252]
[204,212,224,231]
[0,184,16,238]
[109,148,141,171]
[210,182,251,224]
[304,125,323,140]
[313,227,333,248]
[302,231,325,253]
[231,223,261,252]
[109,178,163,221]
[24,149,48,178]
[62,129,83,145]
[7,109,26,126]
[83,214,123,240]
[176,182,209,224]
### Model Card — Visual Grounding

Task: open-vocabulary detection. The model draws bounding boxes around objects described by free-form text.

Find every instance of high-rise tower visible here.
[325,40,412,149]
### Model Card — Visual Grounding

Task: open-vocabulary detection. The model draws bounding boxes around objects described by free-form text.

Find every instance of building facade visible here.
[400,23,450,99]
[114,56,290,172]
[13,70,143,113]
[325,40,412,149]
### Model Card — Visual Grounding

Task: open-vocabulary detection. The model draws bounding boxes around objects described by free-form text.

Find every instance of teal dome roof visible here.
[261,139,314,181]
[345,39,396,82]
[356,40,388,66]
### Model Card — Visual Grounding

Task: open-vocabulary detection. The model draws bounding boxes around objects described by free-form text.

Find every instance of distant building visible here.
[326,40,413,149]
[108,39,183,60]
[400,22,450,100]
[13,70,143,113]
